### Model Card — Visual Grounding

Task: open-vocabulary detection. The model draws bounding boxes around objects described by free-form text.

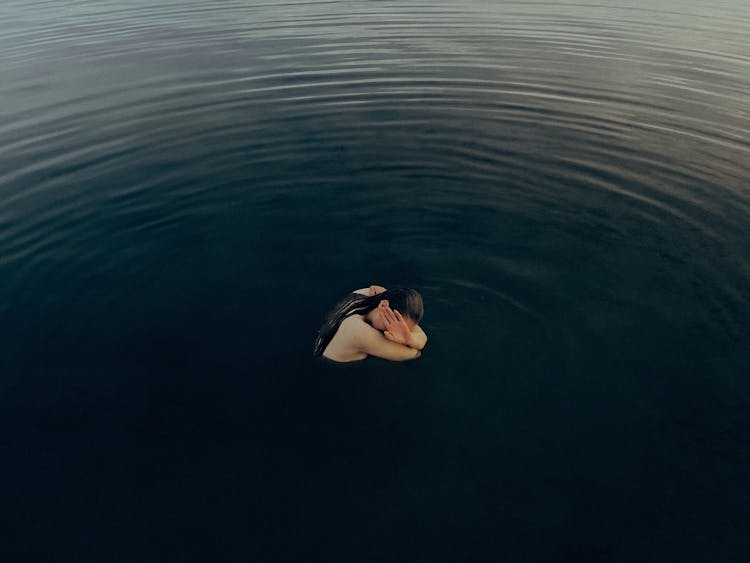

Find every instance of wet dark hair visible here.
[313,288,424,356]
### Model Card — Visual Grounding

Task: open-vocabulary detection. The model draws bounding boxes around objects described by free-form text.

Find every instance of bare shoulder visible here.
[338,314,381,346]
[337,314,369,339]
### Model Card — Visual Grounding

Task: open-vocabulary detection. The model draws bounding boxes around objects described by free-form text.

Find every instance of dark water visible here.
[2,1,749,560]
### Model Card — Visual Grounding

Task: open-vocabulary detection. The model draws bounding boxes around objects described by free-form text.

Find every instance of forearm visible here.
[406,326,427,350]
[353,285,387,297]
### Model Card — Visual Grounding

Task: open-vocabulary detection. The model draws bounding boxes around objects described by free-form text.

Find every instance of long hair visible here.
[313,288,424,356]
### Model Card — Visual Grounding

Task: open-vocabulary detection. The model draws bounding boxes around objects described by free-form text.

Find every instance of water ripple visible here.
[2,0,749,341]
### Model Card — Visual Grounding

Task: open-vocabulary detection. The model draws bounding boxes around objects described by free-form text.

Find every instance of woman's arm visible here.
[353,285,387,296]
[354,321,421,362]
[406,325,427,351]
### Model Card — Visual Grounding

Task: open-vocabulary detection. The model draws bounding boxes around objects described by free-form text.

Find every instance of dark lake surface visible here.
[2,1,749,560]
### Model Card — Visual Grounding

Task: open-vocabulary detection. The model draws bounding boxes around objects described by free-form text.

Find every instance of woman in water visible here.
[313,285,427,362]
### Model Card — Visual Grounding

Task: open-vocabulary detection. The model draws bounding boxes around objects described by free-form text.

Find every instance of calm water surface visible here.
[2,1,749,561]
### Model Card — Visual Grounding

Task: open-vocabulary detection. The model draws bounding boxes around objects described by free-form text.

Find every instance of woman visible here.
[313,285,428,362]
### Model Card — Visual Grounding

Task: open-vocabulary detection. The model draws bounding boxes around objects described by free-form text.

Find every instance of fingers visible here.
[388,308,405,326]
[378,300,407,327]
[382,306,397,324]
[378,300,390,315]
[379,303,395,324]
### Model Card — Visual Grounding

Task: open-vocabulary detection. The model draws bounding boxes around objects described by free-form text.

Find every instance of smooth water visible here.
[2,1,749,560]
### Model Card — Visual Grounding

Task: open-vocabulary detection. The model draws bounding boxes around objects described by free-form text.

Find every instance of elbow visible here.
[407,333,427,351]
[392,348,422,362]
[406,349,422,361]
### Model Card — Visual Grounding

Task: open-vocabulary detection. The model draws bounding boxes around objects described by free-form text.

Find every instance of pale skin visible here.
[322,285,428,363]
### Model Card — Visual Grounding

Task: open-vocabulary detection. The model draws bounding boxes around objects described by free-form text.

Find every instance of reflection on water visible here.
[2,1,749,561]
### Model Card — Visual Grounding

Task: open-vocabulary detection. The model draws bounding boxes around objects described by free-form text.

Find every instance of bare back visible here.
[322,315,369,362]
